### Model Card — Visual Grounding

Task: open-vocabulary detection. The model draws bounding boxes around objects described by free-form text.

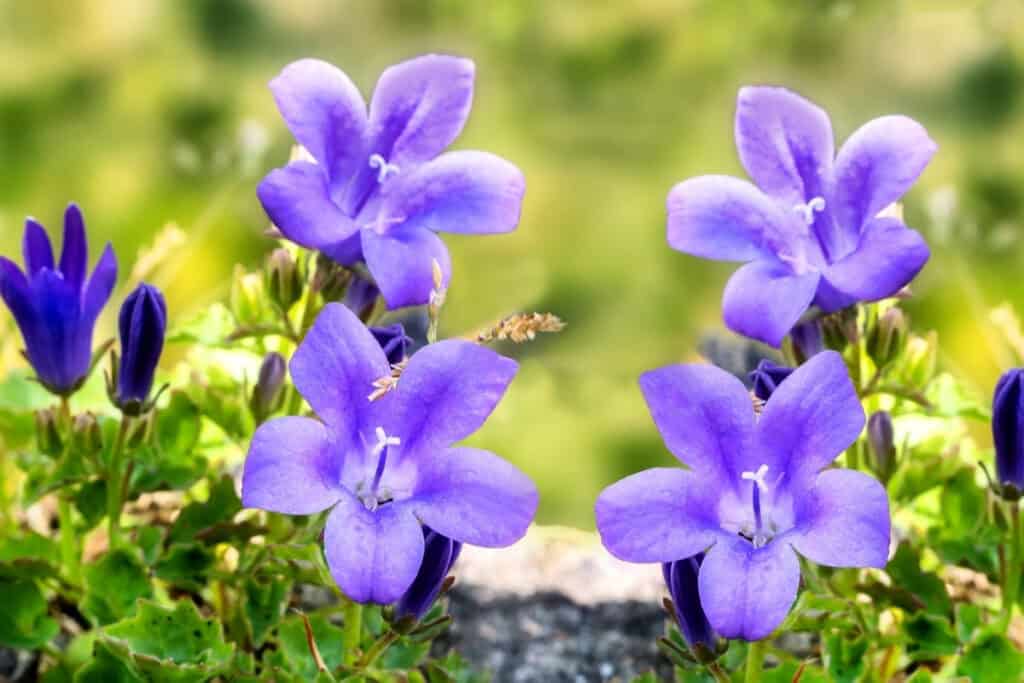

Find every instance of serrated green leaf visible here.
[956,631,1024,681]
[954,603,983,644]
[169,475,241,544]
[0,578,60,648]
[136,525,164,565]
[381,638,430,670]
[81,548,153,626]
[885,543,951,615]
[153,543,214,591]
[0,531,60,580]
[823,632,868,683]
[904,613,958,662]
[939,468,986,535]
[243,576,291,646]
[73,479,108,530]
[74,638,144,683]
[276,613,346,680]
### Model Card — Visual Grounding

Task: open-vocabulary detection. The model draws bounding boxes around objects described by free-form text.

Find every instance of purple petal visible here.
[290,303,390,448]
[734,86,834,204]
[389,340,517,458]
[0,257,33,333]
[30,269,88,392]
[722,259,820,347]
[595,468,718,563]
[22,219,54,276]
[241,416,341,515]
[994,370,1024,488]
[832,115,937,233]
[324,494,424,604]
[269,59,368,188]
[755,351,865,484]
[344,55,475,216]
[82,243,117,324]
[790,469,890,569]
[666,175,786,262]
[411,447,537,547]
[663,554,716,650]
[394,527,460,621]
[822,217,929,303]
[59,203,88,292]
[698,535,801,641]
[257,161,360,250]
[361,225,451,309]
[638,363,754,480]
[381,151,525,235]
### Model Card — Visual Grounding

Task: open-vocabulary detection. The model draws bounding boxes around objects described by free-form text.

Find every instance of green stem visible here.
[106,417,132,548]
[342,601,363,667]
[0,450,10,533]
[707,660,731,683]
[356,630,399,670]
[744,639,767,683]
[57,495,80,583]
[1001,500,1021,632]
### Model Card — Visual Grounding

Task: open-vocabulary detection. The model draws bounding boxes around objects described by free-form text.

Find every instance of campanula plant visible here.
[0,204,117,395]
[666,87,936,347]
[258,56,526,308]
[111,283,167,415]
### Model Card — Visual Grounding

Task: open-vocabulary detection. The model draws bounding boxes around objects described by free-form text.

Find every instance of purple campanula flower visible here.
[258,56,526,309]
[242,303,537,603]
[662,553,716,653]
[667,87,935,347]
[993,369,1024,496]
[371,323,412,365]
[749,359,794,401]
[394,526,462,621]
[0,204,117,395]
[115,283,167,413]
[596,351,890,641]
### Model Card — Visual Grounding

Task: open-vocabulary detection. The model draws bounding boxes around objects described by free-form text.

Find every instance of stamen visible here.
[742,464,770,547]
[368,153,400,183]
[741,464,770,492]
[792,196,826,226]
[370,426,400,496]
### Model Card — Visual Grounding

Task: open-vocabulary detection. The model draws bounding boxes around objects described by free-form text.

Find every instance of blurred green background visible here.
[2,0,1024,527]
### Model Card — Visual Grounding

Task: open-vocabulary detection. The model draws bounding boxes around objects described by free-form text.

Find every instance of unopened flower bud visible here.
[371,324,412,365]
[901,332,937,388]
[266,248,302,311]
[313,254,353,302]
[749,360,794,401]
[866,307,906,368]
[662,554,717,657]
[867,411,897,483]
[393,527,461,622]
[35,408,63,457]
[230,266,266,325]
[115,283,167,415]
[343,273,379,320]
[993,369,1024,499]
[789,321,824,364]
[70,412,103,456]
[250,352,287,422]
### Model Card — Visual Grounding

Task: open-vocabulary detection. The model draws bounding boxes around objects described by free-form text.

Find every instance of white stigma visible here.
[741,464,770,492]
[792,196,826,225]
[369,154,400,182]
[371,426,401,456]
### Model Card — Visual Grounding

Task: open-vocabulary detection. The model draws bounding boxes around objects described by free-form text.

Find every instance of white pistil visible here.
[742,463,770,492]
[371,426,401,457]
[792,196,826,226]
[369,153,400,183]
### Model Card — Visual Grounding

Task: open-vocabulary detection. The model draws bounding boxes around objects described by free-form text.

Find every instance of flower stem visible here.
[106,417,132,548]
[342,600,363,667]
[744,639,767,683]
[707,660,731,683]
[356,630,399,670]
[57,495,79,583]
[1001,500,1022,632]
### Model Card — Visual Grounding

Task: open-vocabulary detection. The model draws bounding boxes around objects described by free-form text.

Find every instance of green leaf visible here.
[885,543,951,615]
[628,674,658,683]
[74,638,143,683]
[167,303,236,346]
[956,632,1024,681]
[955,603,983,643]
[73,479,108,530]
[904,613,959,662]
[0,531,60,581]
[381,638,430,670]
[81,548,153,626]
[822,632,868,683]
[169,475,241,544]
[243,576,291,646]
[0,578,60,648]
[939,468,986,535]
[153,544,215,591]
[275,613,346,680]
[136,526,164,566]
[925,373,990,420]
[102,599,234,681]
[130,392,206,494]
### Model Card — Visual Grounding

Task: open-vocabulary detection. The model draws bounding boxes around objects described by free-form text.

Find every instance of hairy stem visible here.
[342,600,363,667]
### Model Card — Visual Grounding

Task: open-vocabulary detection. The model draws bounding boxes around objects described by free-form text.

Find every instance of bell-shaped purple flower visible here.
[371,323,412,365]
[662,553,716,652]
[242,304,537,604]
[667,87,935,347]
[0,204,118,395]
[993,369,1024,494]
[596,351,890,641]
[258,56,526,309]
[115,283,167,412]
[394,526,462,621]
[749,359,794,401]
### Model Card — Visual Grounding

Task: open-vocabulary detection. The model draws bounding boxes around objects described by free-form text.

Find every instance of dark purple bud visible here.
[867,411,896,483]
[749,360,794,401]
[0,204,118,395]
[993,369,1024,496]
[370,323,412,365]
[116,283,167,413]
[662,554,716,652]
[250,352,287,421]
[394,526,462,621]
[344,272,380,320]
[790,320,824,363]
